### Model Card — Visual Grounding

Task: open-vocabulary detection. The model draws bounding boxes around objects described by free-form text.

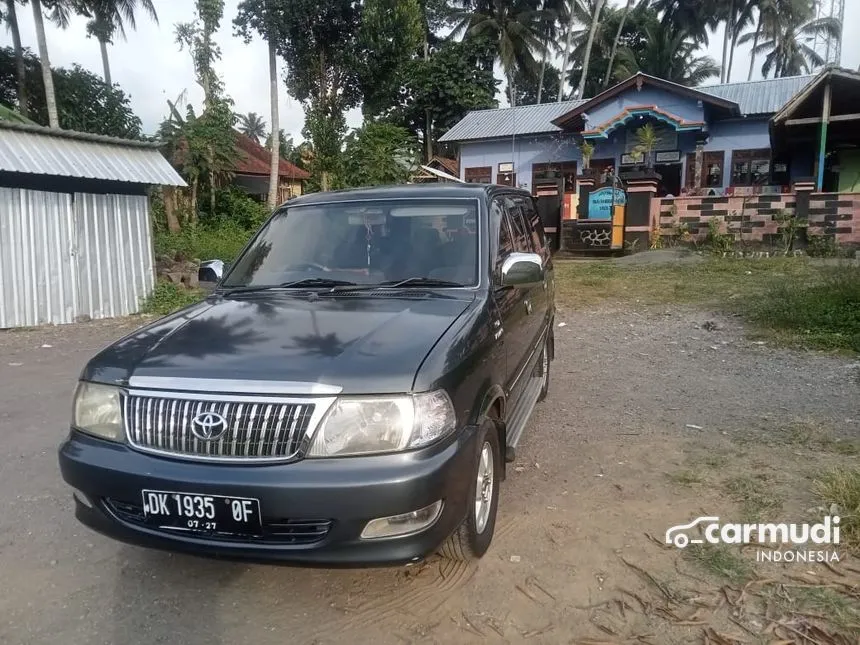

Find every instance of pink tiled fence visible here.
[653,193,860,246]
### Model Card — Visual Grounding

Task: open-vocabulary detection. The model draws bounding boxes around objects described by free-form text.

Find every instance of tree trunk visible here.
[720,6,732,83]
[267,41,279,209]
[537,44,547,104]
[727,19,740,82]
[98,37,112,86]
[508,71,516,108]
[747,19,761,81]
[163,188,181,232]
[575,0,606,100]
[209,168,216,214]
[424,109,432,162]
[190,177,199,225]
[31,0,59,128]
[603,0,633,89]
[6,0,29,118]
[557,0,576,102]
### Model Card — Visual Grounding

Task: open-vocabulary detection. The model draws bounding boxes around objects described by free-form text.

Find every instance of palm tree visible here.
[615,24,720,86]
[82,0,158,87]
[603,0,634,88]
[4,0,29,117]
[746,5,841,77]
[30,0,59,127]
[651,0,721,46]
[574,0,605,99]
[238,112,267,143]
[451,0,548,107]
[719,0,756,82]
[534,0,567,103]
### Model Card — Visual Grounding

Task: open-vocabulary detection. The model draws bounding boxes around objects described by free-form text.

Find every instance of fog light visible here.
[361,500,443,539]
[72,488,93,508]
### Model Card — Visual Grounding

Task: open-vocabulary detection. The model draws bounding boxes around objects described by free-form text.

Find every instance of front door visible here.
[490,196,529,398]
[655,163,682,196]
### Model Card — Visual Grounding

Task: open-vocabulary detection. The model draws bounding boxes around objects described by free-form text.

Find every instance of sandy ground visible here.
[1,301,858,645]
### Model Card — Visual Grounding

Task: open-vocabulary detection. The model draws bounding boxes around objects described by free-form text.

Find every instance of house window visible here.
[730,149,771,186]
[532,161,577,193]
[496,172,517,186]
[704,152,725,188]
[465,166,491,183]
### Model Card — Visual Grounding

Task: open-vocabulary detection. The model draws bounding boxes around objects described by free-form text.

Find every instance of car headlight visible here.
[307,390,456,457]
[72,382,124,442]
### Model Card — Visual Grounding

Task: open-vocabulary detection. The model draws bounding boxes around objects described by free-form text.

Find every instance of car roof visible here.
[283,183,532,207]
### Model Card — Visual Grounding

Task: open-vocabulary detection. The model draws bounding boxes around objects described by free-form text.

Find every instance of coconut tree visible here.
[3,0,28,117]
[534,0,567,103]
[573,0,605,99]
[747,7,841,77]
[603,0,634,88]
[451,0,548,107]
[237,111,267,143]
[82,0,158,87]
[30,0,58,127]
[614,23,720,86]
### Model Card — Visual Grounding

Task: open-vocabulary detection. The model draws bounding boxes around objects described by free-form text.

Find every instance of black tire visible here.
[537,336,550,402]
[438,421,501,562]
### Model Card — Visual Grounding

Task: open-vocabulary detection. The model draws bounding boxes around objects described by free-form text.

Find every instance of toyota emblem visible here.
[191,411,228,441]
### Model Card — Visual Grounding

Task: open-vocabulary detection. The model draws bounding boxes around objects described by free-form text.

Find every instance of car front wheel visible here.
[438,421,501,561]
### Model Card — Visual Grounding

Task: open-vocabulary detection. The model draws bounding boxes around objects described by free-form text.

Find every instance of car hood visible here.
[82,292,475,394]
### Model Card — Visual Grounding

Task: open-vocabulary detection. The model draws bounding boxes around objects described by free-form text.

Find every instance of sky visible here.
[2,0,859,138]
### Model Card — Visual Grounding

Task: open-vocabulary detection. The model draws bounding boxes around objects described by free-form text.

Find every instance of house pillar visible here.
[576,173,596,219]
[623,176,659,251]
[693,141,705,190]
[793,179,816,247]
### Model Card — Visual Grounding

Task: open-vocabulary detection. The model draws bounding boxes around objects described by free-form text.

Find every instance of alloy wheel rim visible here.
[474,441,494,534]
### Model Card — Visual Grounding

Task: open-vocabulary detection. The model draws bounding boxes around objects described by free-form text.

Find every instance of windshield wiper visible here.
[221,278,358,293]
[379,277,465,288]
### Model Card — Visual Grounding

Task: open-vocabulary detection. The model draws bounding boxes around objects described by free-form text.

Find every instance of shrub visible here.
[705,216,733,254]
[807,234,843,258]
[154,220,256,264]
[141,281,205,316]
[203,187,271,230]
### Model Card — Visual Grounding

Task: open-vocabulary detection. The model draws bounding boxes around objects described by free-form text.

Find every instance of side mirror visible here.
[500,252,544,288]
[198,259,226,284]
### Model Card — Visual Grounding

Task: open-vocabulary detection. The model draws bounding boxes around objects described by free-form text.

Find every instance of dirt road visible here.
[1,302,858,645]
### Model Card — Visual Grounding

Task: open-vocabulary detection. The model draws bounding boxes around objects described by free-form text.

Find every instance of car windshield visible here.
[222,199,479,288]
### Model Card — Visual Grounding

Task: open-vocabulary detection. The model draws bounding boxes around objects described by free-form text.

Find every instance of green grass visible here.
[723,474,783,521]
[141,281,205,316]
[555,258,860,352]
[813,468,860,553]
[684,544,753,583]
[666,469,704,486]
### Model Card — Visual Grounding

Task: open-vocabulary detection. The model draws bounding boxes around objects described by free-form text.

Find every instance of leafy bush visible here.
[203,187,271,230]
[704,216,733,254]
[807,234,844,258]
[154,220,256,263]
[141,281,205,316]
[740,264,860,352]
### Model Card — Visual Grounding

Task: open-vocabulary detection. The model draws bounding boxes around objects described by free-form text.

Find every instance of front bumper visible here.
[58,426,479,566]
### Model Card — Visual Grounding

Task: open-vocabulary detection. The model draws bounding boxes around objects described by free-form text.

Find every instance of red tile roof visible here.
[429,156,459,176]
[231,131,310,180]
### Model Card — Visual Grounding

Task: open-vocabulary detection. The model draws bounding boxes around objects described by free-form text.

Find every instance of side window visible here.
[504,196,533,253]
[516,195,547,255]
[491,198,514,279]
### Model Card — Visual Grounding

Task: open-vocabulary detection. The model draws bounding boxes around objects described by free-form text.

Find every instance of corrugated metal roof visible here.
[442,75,816,142]
[0,123,186,186]
[696,75,815,115]
[438,100,587,142]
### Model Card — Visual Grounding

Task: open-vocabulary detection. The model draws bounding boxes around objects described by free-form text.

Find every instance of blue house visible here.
[439,70,860,200]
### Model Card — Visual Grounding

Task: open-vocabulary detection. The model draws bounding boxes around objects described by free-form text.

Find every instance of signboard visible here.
[587,187,627,220]
[498,162,514,173]
[621,152,644,166]
[656,150,681,163]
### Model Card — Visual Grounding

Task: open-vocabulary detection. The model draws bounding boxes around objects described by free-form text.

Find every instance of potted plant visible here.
[579,140,595,170]
[633,123,658,170]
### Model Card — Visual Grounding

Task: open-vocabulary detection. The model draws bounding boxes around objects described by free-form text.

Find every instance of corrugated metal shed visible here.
[699,75,815,116]
[439,100,587,142]
[0,122,185,186]
[0,189,155,327]
[442,75,816,142]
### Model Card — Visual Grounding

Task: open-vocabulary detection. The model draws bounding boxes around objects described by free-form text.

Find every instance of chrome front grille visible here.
[123,394,317,460]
